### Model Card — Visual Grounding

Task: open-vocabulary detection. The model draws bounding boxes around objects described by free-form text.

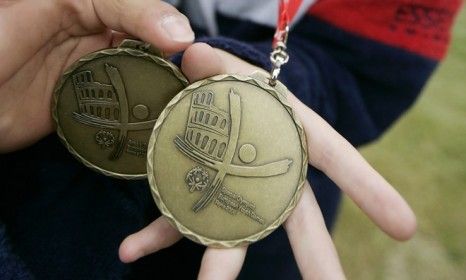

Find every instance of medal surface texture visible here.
[53,40,188,179]
[147,74,307,247]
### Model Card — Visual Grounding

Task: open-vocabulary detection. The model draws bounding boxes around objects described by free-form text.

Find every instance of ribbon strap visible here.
[270,0,302,86]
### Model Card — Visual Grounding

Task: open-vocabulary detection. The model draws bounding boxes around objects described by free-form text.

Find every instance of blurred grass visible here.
[333,6,466,280]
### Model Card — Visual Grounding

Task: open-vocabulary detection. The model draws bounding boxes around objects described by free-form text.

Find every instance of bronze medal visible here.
[147,73,307,247]
[53,40,188,179]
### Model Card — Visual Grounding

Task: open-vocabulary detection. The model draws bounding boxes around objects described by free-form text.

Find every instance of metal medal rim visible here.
[52,46,189,180]
[147,73,308,247]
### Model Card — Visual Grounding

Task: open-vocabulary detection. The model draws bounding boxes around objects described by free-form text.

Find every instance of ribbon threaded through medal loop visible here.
[270,0,302,86]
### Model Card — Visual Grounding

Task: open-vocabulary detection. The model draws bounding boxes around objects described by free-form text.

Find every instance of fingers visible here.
[1,0,194,82]
[181,43,261,83]
[285,182,345,279]
[119,216,182,263]
[198,247,248,280]
[182,43,225,82]
[91,0,194,53]
[287,94,417,241]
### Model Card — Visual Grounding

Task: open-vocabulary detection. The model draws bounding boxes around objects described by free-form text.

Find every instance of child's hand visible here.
[119,43,417,279]
[0,0,194,152]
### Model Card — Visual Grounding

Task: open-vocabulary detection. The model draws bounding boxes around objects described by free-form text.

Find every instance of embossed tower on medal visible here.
[71,64,130,160]
[185,91,229,161]
[72,70,120,122]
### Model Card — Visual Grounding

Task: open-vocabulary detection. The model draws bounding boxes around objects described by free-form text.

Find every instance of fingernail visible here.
[161,14,195,42]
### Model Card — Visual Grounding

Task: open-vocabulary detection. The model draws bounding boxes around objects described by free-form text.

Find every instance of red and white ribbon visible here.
[273,0,303,47]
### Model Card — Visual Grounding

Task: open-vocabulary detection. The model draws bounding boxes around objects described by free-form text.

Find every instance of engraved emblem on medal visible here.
[52,40,188,179]
[147,74,307,247]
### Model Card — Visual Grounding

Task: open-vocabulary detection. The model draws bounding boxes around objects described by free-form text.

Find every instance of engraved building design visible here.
[185,91,230,161]
[72,70,120,122]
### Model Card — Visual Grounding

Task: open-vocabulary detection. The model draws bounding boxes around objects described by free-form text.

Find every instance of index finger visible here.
[288,93,417,241]
[198,247,247,280]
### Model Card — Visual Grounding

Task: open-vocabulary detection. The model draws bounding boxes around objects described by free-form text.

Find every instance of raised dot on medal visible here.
[239,143,256,163]
[133,104,149,120]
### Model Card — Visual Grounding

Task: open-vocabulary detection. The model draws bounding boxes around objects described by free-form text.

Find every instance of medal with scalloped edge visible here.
[147,72,307,247]
[52,40,188,179]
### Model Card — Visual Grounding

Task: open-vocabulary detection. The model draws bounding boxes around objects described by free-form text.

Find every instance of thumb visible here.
[181,43,225,82]
[181,43,262,83]
[89,0,194,53]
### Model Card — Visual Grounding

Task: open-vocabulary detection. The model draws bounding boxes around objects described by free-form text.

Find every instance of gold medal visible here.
[52,40,188,179]
[147,73,307,247]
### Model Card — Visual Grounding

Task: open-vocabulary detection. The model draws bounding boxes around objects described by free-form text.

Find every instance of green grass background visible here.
[333,6,466,279]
